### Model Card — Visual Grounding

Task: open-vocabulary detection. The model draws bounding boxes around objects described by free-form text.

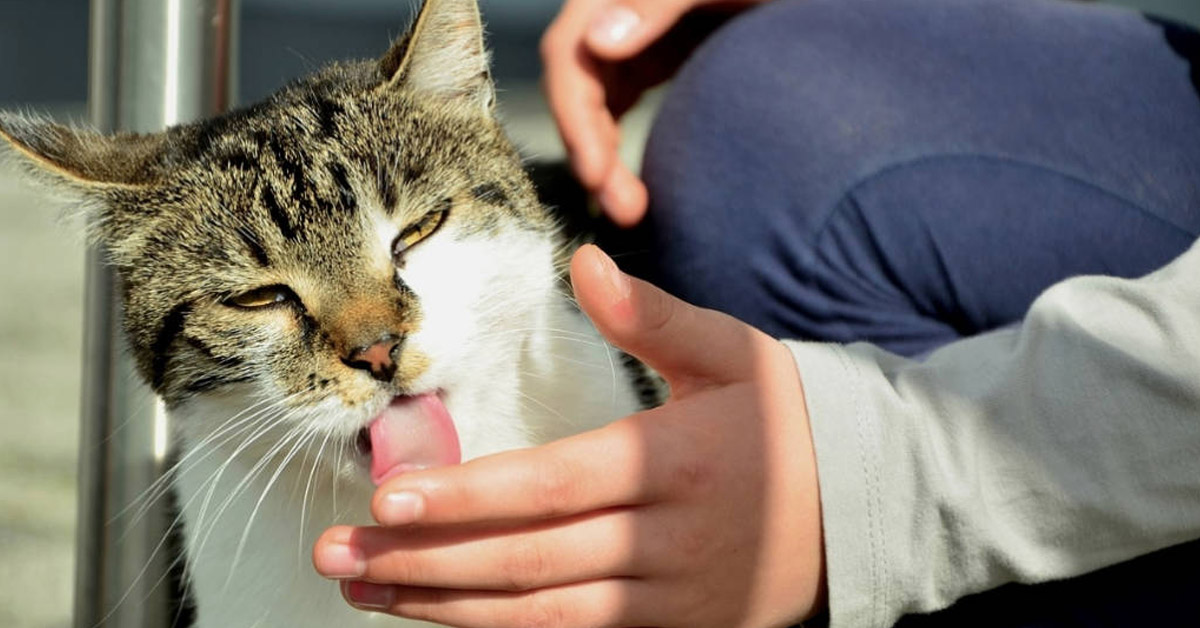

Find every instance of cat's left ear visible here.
[0,112,164,191]
[379,0,496,113]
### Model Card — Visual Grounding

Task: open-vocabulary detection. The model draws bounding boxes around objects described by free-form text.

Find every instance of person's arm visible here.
[792,240,1200,627]
[312,244,1200,628]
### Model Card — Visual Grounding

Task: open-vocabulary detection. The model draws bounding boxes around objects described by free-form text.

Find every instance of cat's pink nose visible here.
[342,334,403,382]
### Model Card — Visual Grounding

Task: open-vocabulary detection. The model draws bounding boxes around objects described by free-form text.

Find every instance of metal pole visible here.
[75,2,238,626]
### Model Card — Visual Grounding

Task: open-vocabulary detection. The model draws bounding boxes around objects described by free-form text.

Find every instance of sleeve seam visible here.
[840,347,888,626]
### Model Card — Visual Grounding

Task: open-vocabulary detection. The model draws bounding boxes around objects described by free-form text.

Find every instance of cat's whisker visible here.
[474,322,598,337]
[98,393,290,628]
[604,333,619,410]
[192,426,304,575]
[298,428,336,564]
[515,389,565,422]
[473,331,608,349]
[102,405,289,628]
[117,411,281,548]
[522,351,617,373]
[469,321,608,341]
[332,433,347,517]
[224,425,321,590]
[190,403,310,564]
[89,508,191,628]
[197,403,307,521]
[184,393,308,531]
[116,395,283,532]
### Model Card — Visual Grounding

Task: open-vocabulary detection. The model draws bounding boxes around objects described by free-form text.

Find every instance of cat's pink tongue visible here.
[368,393,461,486]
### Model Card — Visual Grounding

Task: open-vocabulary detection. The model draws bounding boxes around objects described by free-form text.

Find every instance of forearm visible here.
[789,240,1200,627]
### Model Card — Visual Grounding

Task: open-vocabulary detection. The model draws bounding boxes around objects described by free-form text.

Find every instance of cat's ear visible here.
[0,112,165,191]
[379,0,496,113]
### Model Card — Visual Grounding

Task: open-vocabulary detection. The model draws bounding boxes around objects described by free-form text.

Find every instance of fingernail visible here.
[379,491,424,525]
[588,6,640,47]
[316,541,365,579]
[345,581,394,610]
[593,246,631,303]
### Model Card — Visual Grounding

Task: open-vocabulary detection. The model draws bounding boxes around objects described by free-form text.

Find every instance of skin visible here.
[540,0,769,225]
[314,245,827,627]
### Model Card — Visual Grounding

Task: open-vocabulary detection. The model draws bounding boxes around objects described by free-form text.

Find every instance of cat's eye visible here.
[392,207,448,260]
[225,285,299,310]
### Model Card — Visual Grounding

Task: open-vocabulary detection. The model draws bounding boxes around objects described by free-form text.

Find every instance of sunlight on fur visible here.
[0,0,662,625]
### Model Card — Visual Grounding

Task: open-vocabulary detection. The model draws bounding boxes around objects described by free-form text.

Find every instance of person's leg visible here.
[618,0,1200,624]
[623,0,1200,357]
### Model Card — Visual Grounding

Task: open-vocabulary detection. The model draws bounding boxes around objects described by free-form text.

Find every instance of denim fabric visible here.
[618,0,1200,355]
[607,0,1200,624]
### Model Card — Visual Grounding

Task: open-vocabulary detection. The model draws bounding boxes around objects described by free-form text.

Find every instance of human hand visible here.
[542,0,766,226]
[314,244,826,627]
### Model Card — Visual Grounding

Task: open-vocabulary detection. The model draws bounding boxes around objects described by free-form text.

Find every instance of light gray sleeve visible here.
[785,241,1200,628]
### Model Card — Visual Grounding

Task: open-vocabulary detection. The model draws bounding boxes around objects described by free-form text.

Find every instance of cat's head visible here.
[0,0,566,481]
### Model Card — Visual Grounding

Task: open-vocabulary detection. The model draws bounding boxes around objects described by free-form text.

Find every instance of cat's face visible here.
[1,0,560,483]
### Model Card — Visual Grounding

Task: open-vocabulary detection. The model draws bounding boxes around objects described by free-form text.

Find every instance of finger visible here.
[597,160,649,227]
[317,509,660,592]
[341,578,656,628]
[370,417,658,526]
[542,4,620,190]
[543,50,616,190]
[570,245,766,392]
[585,0,695,61]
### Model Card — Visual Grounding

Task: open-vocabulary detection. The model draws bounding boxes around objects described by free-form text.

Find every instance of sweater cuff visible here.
[784,340,891,628]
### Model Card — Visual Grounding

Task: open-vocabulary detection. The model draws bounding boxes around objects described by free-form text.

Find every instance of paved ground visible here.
[0,88,656,628]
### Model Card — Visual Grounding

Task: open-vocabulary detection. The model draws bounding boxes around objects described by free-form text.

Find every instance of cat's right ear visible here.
[0,112,165,193]
[378,0,495,113]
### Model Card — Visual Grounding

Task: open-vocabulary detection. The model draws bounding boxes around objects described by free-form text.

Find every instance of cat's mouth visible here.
[355,392,461,486]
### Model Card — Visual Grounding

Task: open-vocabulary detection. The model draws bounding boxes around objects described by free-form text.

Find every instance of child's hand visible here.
[314,245,826,627]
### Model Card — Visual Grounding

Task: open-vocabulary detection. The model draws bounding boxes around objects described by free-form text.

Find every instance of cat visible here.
[0,0,658,625]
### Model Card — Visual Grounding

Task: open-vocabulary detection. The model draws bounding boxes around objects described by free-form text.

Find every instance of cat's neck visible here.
[521,295,642,439]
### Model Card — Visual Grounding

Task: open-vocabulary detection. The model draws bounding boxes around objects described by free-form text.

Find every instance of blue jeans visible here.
[610,0,1200,624]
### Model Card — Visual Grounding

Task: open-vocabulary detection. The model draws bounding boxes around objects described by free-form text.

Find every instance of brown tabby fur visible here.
[1,2,661,624]
[0,0,551,411]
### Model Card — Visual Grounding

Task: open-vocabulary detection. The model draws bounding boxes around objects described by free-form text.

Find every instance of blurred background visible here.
[0,0,1197,627]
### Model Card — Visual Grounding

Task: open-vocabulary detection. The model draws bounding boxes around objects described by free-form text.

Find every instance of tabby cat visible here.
[0,0,649,625]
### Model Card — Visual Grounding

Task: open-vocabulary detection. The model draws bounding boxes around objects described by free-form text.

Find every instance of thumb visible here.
[585,0,694,60]
[570,244,762,393]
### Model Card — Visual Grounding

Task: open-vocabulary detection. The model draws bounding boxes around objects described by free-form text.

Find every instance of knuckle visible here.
[375,550,423,585]
[532,456,579,516]
[640,288,679,336]
[500,538,548,591]
[539,26,566,61]
[678,595,720,628]
[668,457,715,497]
[395,588,447,623]
[672,575,729,625]
[521,593,568,628]
[668,521,711,559]
[675,585,710,621]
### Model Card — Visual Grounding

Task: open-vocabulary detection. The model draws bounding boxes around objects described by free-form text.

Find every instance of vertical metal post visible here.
[75,1,238,627]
